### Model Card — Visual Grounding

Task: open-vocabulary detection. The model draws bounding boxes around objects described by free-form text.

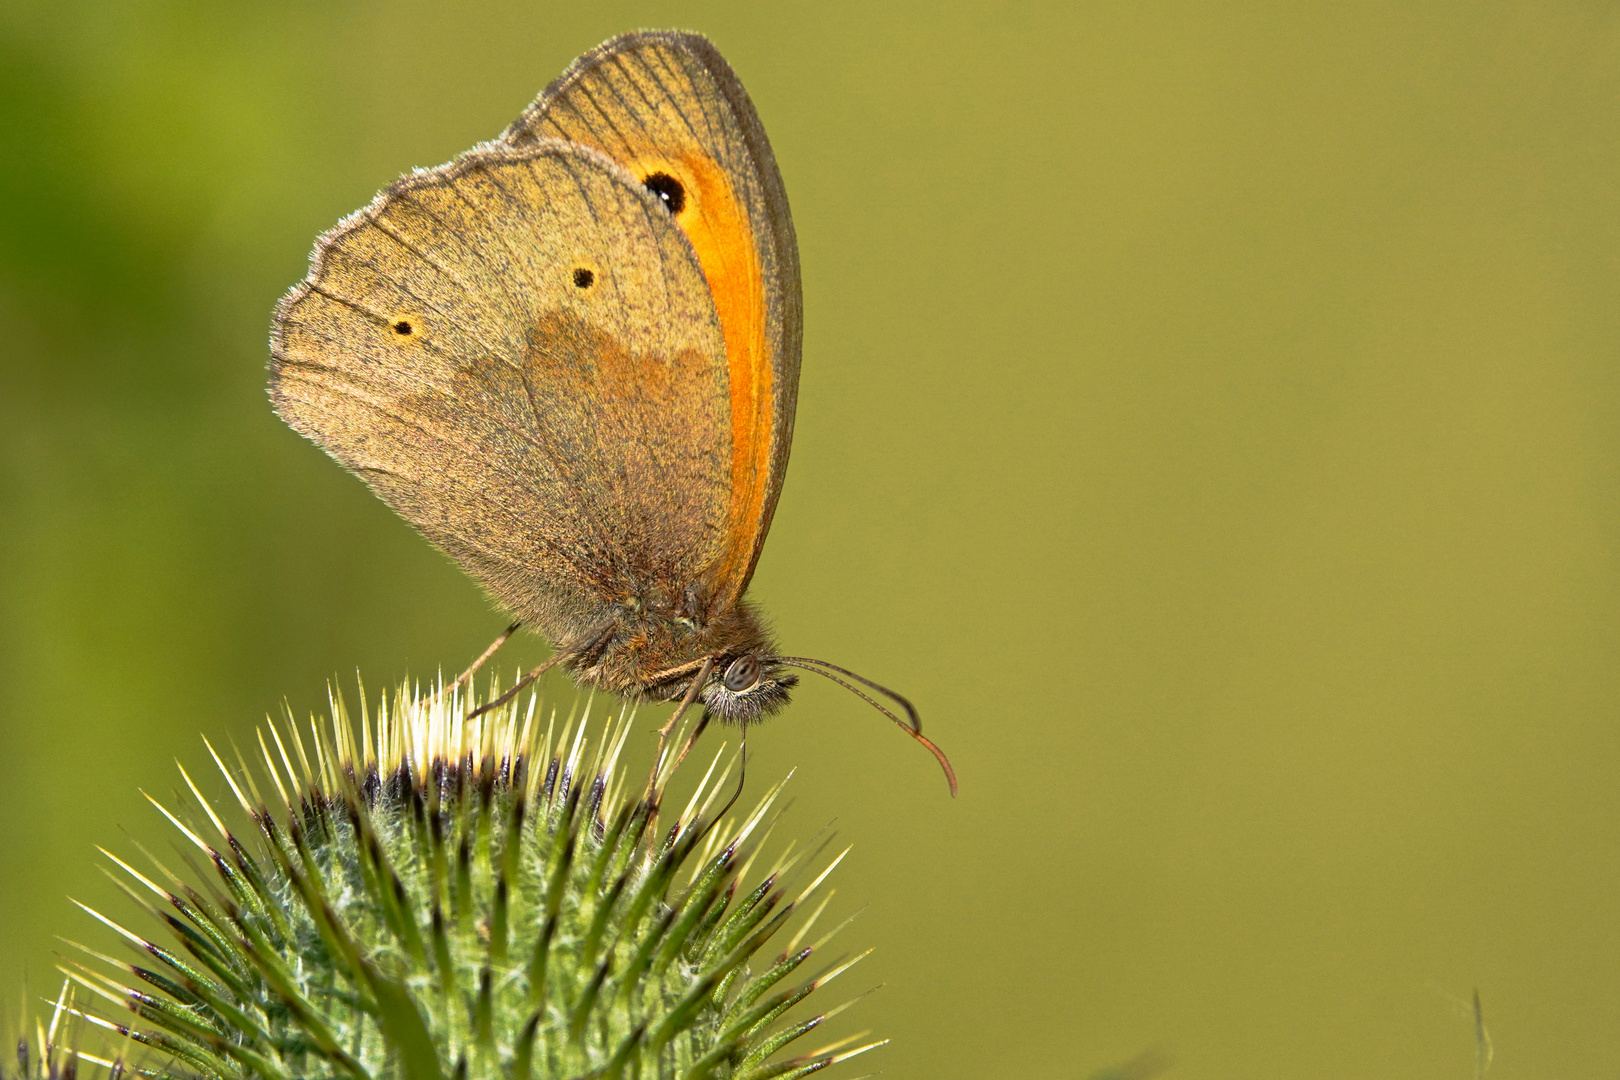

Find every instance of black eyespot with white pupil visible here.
[723,655,761,692]
[643,172,686,215]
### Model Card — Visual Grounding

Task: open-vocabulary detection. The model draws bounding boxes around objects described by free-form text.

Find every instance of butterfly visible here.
[269,30,954,795]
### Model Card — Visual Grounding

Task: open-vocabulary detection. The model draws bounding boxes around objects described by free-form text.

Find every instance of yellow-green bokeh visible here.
[2,2,1616,1076]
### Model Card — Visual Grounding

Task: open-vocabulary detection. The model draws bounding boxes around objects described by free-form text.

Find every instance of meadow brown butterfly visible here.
[269,31,954,794]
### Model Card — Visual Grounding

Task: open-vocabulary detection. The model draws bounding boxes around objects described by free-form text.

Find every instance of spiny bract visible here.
[26,682,879,1080]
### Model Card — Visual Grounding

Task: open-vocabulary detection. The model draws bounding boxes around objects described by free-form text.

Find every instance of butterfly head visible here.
[700,653,798,722]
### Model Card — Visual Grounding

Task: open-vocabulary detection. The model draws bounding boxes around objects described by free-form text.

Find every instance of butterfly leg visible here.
[466,648,564,721]
[647,655,717,799]
[669,712,712,773]
[434,620,521,706]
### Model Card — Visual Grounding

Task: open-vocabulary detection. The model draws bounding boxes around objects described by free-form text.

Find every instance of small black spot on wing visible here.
[572,267,595,289]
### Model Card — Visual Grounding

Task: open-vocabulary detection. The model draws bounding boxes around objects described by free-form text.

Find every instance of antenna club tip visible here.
[909,730,958,797]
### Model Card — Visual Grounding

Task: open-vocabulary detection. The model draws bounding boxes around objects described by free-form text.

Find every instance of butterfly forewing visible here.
[507,31,803,602]
[270,141,733,645]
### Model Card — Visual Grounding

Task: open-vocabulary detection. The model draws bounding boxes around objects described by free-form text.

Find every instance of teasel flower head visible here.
[18,681,879,1080]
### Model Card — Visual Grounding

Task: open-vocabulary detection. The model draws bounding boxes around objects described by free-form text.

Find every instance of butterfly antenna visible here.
[774,656,957,797]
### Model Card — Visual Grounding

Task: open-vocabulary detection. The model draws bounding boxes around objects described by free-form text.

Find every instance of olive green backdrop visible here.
[2,2,1616,1076]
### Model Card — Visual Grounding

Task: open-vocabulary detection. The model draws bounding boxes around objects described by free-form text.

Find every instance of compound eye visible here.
[723,655,761,693]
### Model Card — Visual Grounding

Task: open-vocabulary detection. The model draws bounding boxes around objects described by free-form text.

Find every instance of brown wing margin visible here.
[505,31,803,605]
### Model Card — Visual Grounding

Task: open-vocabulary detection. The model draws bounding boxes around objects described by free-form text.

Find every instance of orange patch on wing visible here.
[630,150,773,598]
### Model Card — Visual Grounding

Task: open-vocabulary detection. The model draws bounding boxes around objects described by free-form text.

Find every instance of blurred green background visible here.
[2,1,1617,1076]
